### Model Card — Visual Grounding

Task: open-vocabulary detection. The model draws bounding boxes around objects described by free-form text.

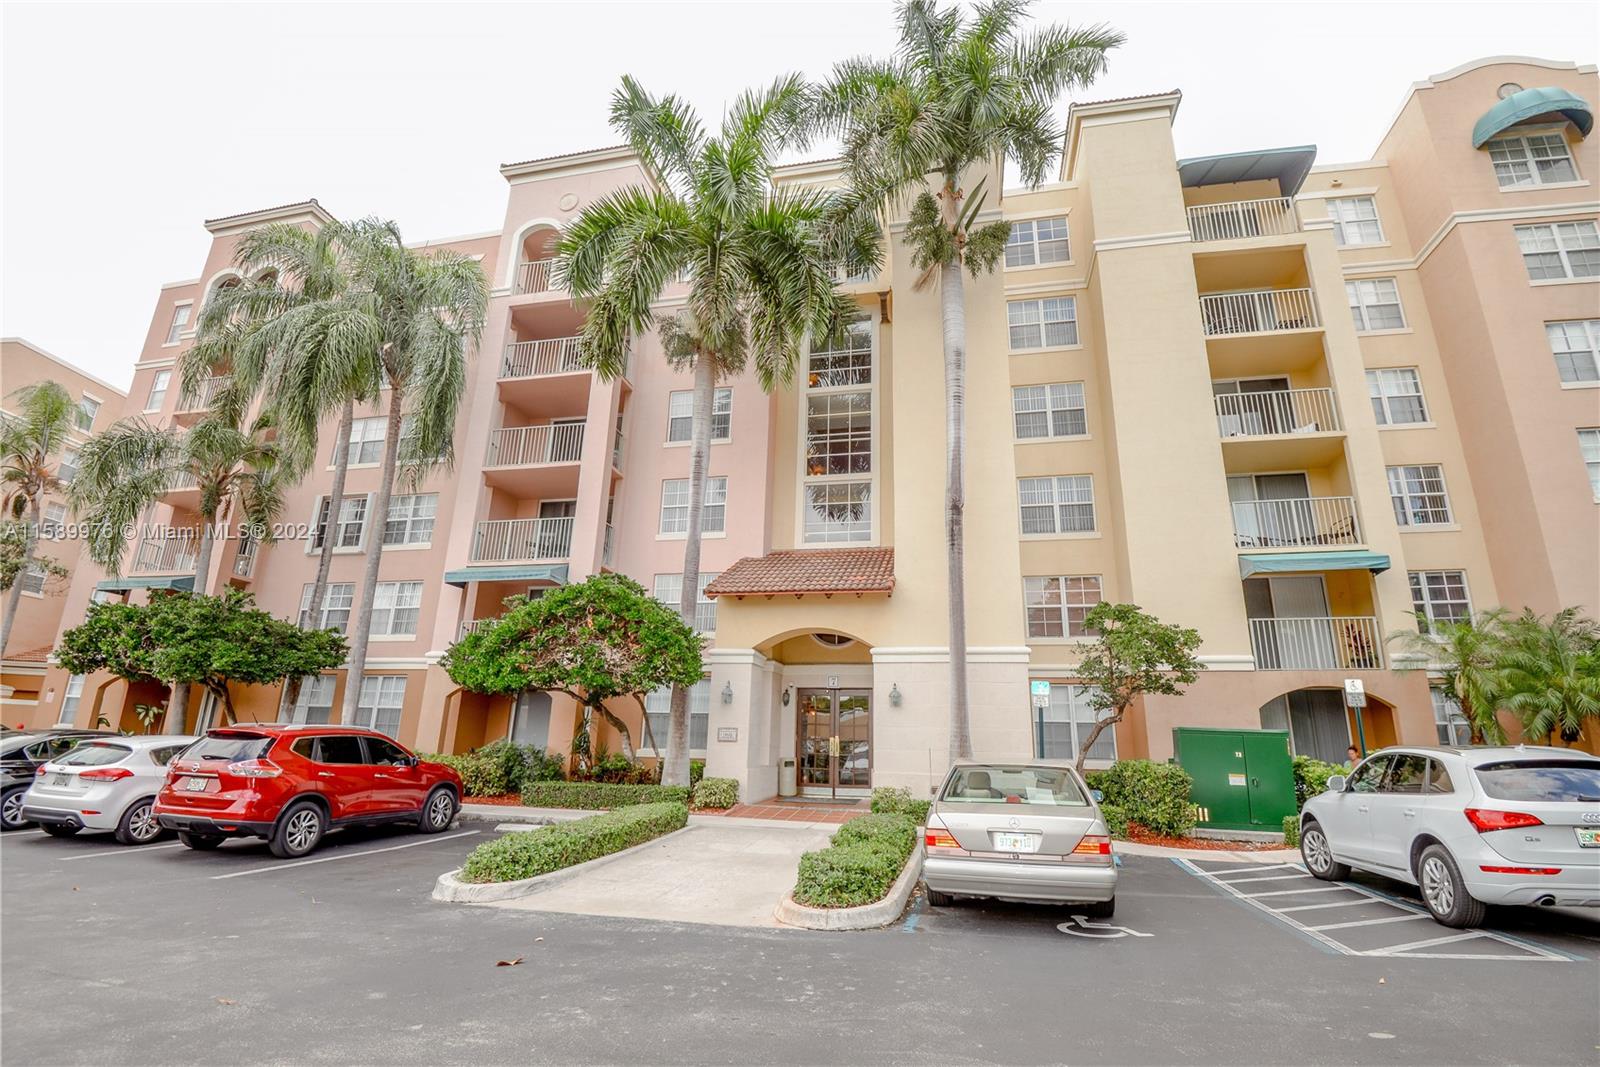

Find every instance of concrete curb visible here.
[431,825,697,903]
[1113,840,1300,862]
[457,803,599,826]
[773,844,924,931]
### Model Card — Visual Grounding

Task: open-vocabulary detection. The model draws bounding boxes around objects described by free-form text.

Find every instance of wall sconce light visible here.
[721,682,734,705]
[889,683,902,707]
[781,687,791,707]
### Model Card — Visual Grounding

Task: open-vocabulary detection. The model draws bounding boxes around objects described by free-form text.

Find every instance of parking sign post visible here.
[1343,678,1367,757]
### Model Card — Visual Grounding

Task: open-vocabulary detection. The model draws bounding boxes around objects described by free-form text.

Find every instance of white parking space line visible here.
[60,843,185,862]
[1369,931,1485,954]
[1203,864,1296,877]
[1222,873,1314,884]
[1246,886,1350,898]
[2,829,48,838]
[1307,913,1430,932]
[1276,898,1375,913]
[208,830,478,880]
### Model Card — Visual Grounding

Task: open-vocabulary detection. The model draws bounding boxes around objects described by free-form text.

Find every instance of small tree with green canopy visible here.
[440,574,704,769]
[1070,603,1205,772]
[54,600,162,726]
[1,380,76,657]
[1499,608,1600,746]
[1390,609,1510,745]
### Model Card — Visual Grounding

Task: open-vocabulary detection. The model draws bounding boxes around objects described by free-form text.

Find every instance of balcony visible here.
[1215,387,1345,470]
[470,517,574,563]
[1200,288,1319,338]
[501,337,584,380]
[231,537,258,580]
[1249,616,1383,671]
[1232,496,1361,548]
[483,424,584,497]
[458,617,499,640]
[1187,197,1299,244]
[513,258,556,296]
[174,376,229,422]
[131,532,198,575]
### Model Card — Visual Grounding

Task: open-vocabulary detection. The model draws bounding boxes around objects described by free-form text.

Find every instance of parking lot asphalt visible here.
[3,824,1598,1066]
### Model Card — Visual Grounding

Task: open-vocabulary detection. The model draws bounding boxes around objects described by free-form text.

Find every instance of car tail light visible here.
[1480,865,1561,876]
[1072,835,1112,855]
[227,759,283,779]
[34,765,48,776]
[78,768,134,782]
[1464,808,1543,833]
[924,826,961,849]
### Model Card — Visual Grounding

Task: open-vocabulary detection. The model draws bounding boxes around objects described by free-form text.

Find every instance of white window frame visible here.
[1012,382,1087,440]
[806,317,873,387]
[1346,278,1406,332]
[658,476,727,536]
[1326,196,1384,246]
[1007,297,1079,351]
[666,388,732,443]
[18,561,47,596]
[57,448,79,485]
[383,493,437,546]
[1430,686,1471,746]
[1387,464,1454,527]
[800,313,879,545]
[1004,216,1070,268]
[74,395,99,433]
[59,675,85,726]
[337,416,387,466]
[1035,683,1116,762]
[164,304,192,345]
[41,502,67,540]
[1018,475,1096,536]
[369,581,424,638]
[352,675,406,738]
[652,572,719,633]
[641,677,711,755]
[1366,368,1429,425]
[1487,132,1579,189]
[1409,570,1472,632]
[1024,575,1103,639]
[1515,221,1600,281]
[145,370,171,412]
[308,494,370,552]
[299,582,355,632]
[1546,320,1600,384]
[1580,428,1600,501]
[802,481,873,544]
[289,675,336,725]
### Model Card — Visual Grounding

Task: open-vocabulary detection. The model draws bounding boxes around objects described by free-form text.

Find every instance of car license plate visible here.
[1577,827,1600,848]
[992,832,1039,853]
[51,773,70,786]
[180,776,210,792]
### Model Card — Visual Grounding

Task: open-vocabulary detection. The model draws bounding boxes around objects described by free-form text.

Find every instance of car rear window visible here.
[1474,761,1600,802]
[186,734,272,762]
[57,742,133,767]
[942,765,1088,806]
[148,745,190,766]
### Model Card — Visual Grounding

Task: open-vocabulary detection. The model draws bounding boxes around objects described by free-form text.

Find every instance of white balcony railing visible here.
[458,617,499,640]
[832,261,877,284]
[1216,387,1341,438]
[602,524,616,567]
[1200,288,1319,337]
[1250,616,1383,671]
[231,537,257,579]
[612,426,624,469]
[470,517,574,563]
[485,423,585,467]
[1232,496,1360,548]
[131,533,199,575]
[178,375,229,413]
[513,258,555,295]
[501,336,584,379]
[1187,197,1299,243]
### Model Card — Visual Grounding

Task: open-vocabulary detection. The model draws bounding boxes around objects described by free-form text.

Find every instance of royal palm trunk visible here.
[940,175,973,761]
[662,353,716,787]
[0,498,41,659]
[282,397,354,719]
[340,388,406,724]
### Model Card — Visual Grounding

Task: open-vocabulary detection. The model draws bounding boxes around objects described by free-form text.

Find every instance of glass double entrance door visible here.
[797,688,871,796]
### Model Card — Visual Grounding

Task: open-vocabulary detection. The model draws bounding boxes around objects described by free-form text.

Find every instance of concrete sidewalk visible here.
[460,801,854,832]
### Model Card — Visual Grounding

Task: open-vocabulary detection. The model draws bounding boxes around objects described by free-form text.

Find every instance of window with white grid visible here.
[658,476,726,534]
[1430,687,1471,745]
[807,318,872,387]
[353,675,407,738]
[164,304,191,345]
[311,495,368,550]
[290,676,336,725]
[1008,297,1078,350]
[1409,570,1471,632]
[1024,575,1102,638]
[369,581,423,637]
[1388,464,1453,526]
[1005,216,1070,267]
[652,573,719,632]
[299,583,354,632]
[1013,383,1087,439]
[1546,320,1600,384]
[1580,428,1600,500]
[59,675,85,725]
[806,391,872,476]
[41,502,67,540]
[145,370,171,412]
[1366,368,1428,425]
[383,494,437,546]
[1488,133,1578,188]
[1036,683,1116,761]
[667,388,732,443]
[642,678,711,754]
[1346,278,1405,331]
[18,561,46,595]
[1018,475,1095,535]
[57,448,79,484]
[1327,196,1384,245]
[74,395,99,433]
[803,482,871,543]
[1515,221,1600,280]
[337,416,387,465]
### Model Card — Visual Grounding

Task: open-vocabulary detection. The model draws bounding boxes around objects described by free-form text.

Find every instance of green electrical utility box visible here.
[1172,728,1296,832]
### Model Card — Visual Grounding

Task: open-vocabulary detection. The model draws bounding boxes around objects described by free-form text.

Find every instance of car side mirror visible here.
[1090,789,1105,803]
[1326,775,1347,793]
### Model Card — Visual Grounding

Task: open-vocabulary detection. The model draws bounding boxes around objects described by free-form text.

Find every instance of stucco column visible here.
[703,648,774,803]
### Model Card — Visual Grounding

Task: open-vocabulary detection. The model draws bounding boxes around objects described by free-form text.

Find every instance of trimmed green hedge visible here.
[521,780,689,810]
[690,777,739,810]
[460,802,688,883]
[793,812,917,909]
[1086,760,1196,837]
[1282,814,1300,848]
[869,786,931,825]
[1099,802,1130,840]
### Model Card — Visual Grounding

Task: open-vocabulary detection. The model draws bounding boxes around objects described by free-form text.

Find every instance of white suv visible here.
[1300,746,1600,927]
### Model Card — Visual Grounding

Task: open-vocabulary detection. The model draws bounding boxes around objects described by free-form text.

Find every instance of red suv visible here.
[154,725,462,858]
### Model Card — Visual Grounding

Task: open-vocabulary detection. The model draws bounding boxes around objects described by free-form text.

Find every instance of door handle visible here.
[317,771,335,778]
[1403,809,1416,818]
[374,773,393,779]
[1357,804,1369,813]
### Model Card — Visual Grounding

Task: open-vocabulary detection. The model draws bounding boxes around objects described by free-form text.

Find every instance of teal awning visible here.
[1472,86,1593,148]
[1239,551,1390,578]
[1177,145,1318,196]
[442,564,568,588]
[95,575,195,592]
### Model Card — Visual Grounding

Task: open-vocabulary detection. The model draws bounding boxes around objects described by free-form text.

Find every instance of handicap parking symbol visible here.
[1056,916,1153,939]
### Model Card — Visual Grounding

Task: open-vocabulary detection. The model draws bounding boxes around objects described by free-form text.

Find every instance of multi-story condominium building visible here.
[29,56,1599,798]
[0,338,125,718]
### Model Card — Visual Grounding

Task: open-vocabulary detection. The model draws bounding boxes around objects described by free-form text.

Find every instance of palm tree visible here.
[814,0,1124,759]
[1,381,75,657]
[69,413,289,730]
[1390,609,1510,745]
[558,74,855,787]
[1500,609,1600,745]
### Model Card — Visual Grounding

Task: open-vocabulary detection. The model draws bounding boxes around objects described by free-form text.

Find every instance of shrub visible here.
[460,802,688,883]
[1281,815,1300,848]
[524,746,567,783]
[521,780,690,810]
[1292,755,1342,810]
[1099,802,1129,840]
[869,786,932,825]
[690,777,739,810]
[690,759,705,788]
[1087,760,1196,837]
[792,813,917,909]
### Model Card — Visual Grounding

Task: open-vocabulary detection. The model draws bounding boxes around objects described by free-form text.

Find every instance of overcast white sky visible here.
[3,0,1595,389]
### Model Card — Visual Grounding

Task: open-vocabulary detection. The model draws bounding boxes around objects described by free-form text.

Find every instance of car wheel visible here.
[1,787,30,831]
[1079,897,1115,919]
[924,887,954,907]
[1417,844,1486,928]
[178,831,224,851]
[115,799,163,846]
[270,801,326,859]
[1300,821,1351,881]
[41,823,80,837]
[418,787,456,834]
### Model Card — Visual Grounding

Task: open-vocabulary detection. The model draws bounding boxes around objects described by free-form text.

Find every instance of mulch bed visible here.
[1122,824,1287,851]
[462,794,526,806]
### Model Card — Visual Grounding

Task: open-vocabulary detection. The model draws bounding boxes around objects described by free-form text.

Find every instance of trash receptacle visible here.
[778,758,798,797]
